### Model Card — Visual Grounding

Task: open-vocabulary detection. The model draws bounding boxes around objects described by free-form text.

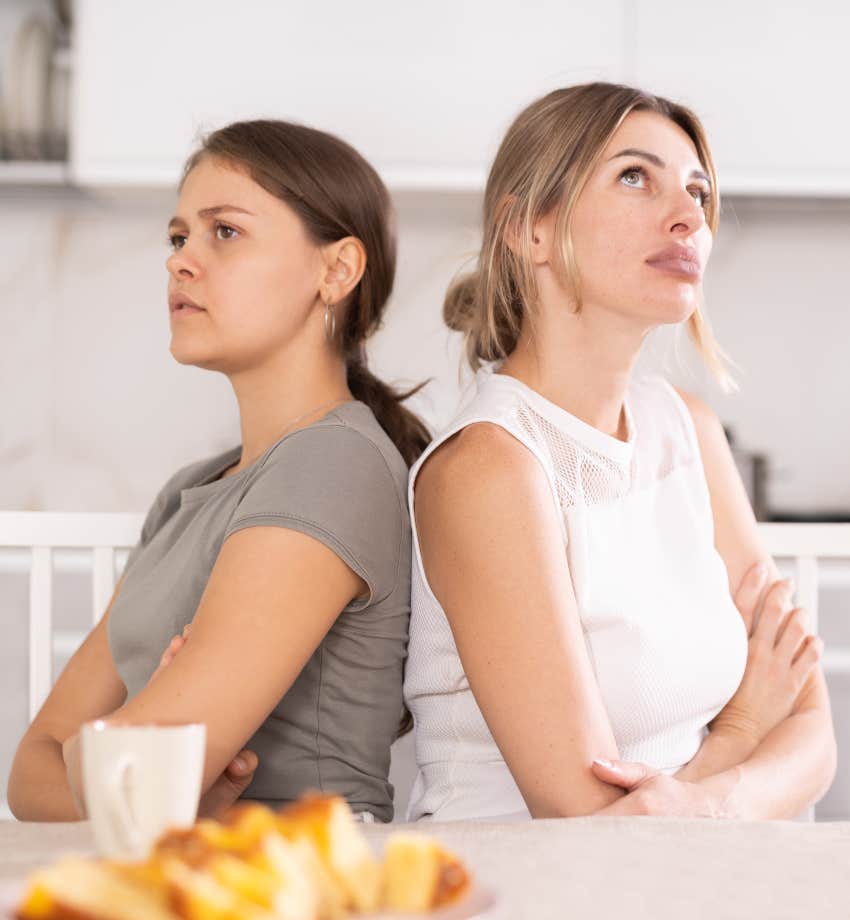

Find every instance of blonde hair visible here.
[444,82,735,391]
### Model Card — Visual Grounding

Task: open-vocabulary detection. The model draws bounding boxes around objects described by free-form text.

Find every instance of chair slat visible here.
[0,512,143,548]
[92,547,116,627]
[3,514,850,827]
[759,523,850,559]
[796,555,820,634]
[795,554,820,823]
[28,547,53,722]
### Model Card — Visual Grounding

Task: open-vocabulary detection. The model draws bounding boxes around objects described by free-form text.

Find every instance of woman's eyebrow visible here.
[607,148,711,185]
[168,205,256,232]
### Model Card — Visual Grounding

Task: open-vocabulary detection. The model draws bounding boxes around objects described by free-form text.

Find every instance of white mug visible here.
[81,721,206,861]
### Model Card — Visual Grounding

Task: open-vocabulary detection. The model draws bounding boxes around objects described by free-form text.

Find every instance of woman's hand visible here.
[710,562,823,754]
[61,733,86,818]
[196,749,259,819]
[590,758,739,818]
[150,624,192,682]
[152,624,259,819]
[589,562,825,808]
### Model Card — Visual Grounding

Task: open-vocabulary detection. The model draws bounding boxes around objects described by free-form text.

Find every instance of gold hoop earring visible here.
[324,302,336,343]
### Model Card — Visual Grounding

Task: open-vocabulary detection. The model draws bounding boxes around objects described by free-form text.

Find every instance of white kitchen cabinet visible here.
[632,0,850,196]
[70,0,624,189]
[68,0,850,196]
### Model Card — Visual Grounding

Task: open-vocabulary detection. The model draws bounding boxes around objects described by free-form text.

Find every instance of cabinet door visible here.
[71,0,625,188]
[632,0,850,195]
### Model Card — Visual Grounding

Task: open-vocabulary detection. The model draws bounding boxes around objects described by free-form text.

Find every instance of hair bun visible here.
[442,273,479,333]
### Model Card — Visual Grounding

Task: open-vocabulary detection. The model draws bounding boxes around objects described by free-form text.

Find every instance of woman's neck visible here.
[500,300,650,442]
[225,347,353,475]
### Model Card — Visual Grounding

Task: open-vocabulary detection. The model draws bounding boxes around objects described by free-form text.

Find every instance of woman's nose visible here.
[166,245,202,279]
[667,189,706,236]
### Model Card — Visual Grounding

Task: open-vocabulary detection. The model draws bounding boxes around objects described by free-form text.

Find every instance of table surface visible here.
[2,816,850,920]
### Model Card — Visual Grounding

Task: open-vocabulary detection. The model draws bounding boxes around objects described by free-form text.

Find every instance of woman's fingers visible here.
[775,607,810,661]
[198,750,259,819]
[149,631,190,685]
[156,633,188,671]
[753,578,795,643]
[591,758,656,791]
[225,748,259,778]
[733,561,770,634]
[791,635,824,681]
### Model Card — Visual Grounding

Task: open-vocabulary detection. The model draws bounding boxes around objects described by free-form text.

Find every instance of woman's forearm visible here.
[7,734,83,821]
[683,668,837,819]
[713,707,836,820]
[675,726,759,783]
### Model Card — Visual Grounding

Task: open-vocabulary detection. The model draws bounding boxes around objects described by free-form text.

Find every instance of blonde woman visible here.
[404,83,836,821]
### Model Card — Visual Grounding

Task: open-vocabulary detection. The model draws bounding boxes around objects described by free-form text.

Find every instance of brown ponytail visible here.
[180,119,430,465]
[345,358,430,467]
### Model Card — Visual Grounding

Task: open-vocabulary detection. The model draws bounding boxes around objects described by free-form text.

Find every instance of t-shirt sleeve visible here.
[222,425,406,608]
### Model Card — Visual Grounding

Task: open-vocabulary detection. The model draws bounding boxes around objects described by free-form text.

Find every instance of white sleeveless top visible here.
[404,366,748,821]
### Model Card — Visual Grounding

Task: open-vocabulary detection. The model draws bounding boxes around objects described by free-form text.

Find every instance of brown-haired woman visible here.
[8,120,428,823]
[405,83,835,821]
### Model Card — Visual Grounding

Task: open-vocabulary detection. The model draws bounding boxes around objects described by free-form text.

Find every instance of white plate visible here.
[0,877,499,919]
[377,887,500,919]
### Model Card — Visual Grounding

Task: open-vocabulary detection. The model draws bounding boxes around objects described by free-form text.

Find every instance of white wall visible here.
[2,189,849,516]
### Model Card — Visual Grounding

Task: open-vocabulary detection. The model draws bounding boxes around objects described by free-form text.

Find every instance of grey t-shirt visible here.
[107,401,411,822]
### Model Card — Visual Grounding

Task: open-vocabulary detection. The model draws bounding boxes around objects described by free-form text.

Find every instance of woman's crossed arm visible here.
[593,391,836,819]
[8,526,366,821]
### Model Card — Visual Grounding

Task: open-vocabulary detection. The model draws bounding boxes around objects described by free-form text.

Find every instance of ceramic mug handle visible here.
[105,754,142,857]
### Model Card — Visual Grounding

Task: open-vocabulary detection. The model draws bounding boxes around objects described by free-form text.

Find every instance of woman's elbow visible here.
[818,726,838,802]
[526,781,625,818]
[7,763,37,821]
[6,779,25,821]
[7,747,30,819]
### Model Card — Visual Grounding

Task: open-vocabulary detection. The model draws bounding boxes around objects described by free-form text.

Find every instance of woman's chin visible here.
[169,340,221,370]
[653,286,701,325]
[666,301,699,326]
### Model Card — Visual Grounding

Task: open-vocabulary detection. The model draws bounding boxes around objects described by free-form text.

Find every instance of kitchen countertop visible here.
[2,816,850,919]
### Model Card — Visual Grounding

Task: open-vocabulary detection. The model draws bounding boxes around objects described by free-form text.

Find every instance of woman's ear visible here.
[499,194,523,255]
[501,196,550,266]
[528,210,556,266]
[320,237,367,304]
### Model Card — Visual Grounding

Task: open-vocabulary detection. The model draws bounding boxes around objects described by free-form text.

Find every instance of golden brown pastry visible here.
[276,794,381,914]
[15,794,472,920]
[15,857,175,920]
[380,832,471,913]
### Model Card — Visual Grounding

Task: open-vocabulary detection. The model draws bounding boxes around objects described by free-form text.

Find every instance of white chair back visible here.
[2,514,849,823]
[760,523,850,665]
[0,512,143,721]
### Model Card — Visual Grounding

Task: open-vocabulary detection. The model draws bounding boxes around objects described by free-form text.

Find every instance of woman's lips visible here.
[646,257,702,278]
[170,304,205,316]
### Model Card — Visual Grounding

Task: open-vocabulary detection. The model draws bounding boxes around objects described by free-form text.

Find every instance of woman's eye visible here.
[167,223,239,250]
[690,187,710,208]
[215,223,238,241]
[619,166,646,188]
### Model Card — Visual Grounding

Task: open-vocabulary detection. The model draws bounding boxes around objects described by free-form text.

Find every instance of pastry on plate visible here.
[14,793,473,920]
[381,832,471,913]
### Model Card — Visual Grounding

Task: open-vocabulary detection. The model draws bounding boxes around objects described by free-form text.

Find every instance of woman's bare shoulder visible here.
[415,421,544,502]
[673,386,721,426]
